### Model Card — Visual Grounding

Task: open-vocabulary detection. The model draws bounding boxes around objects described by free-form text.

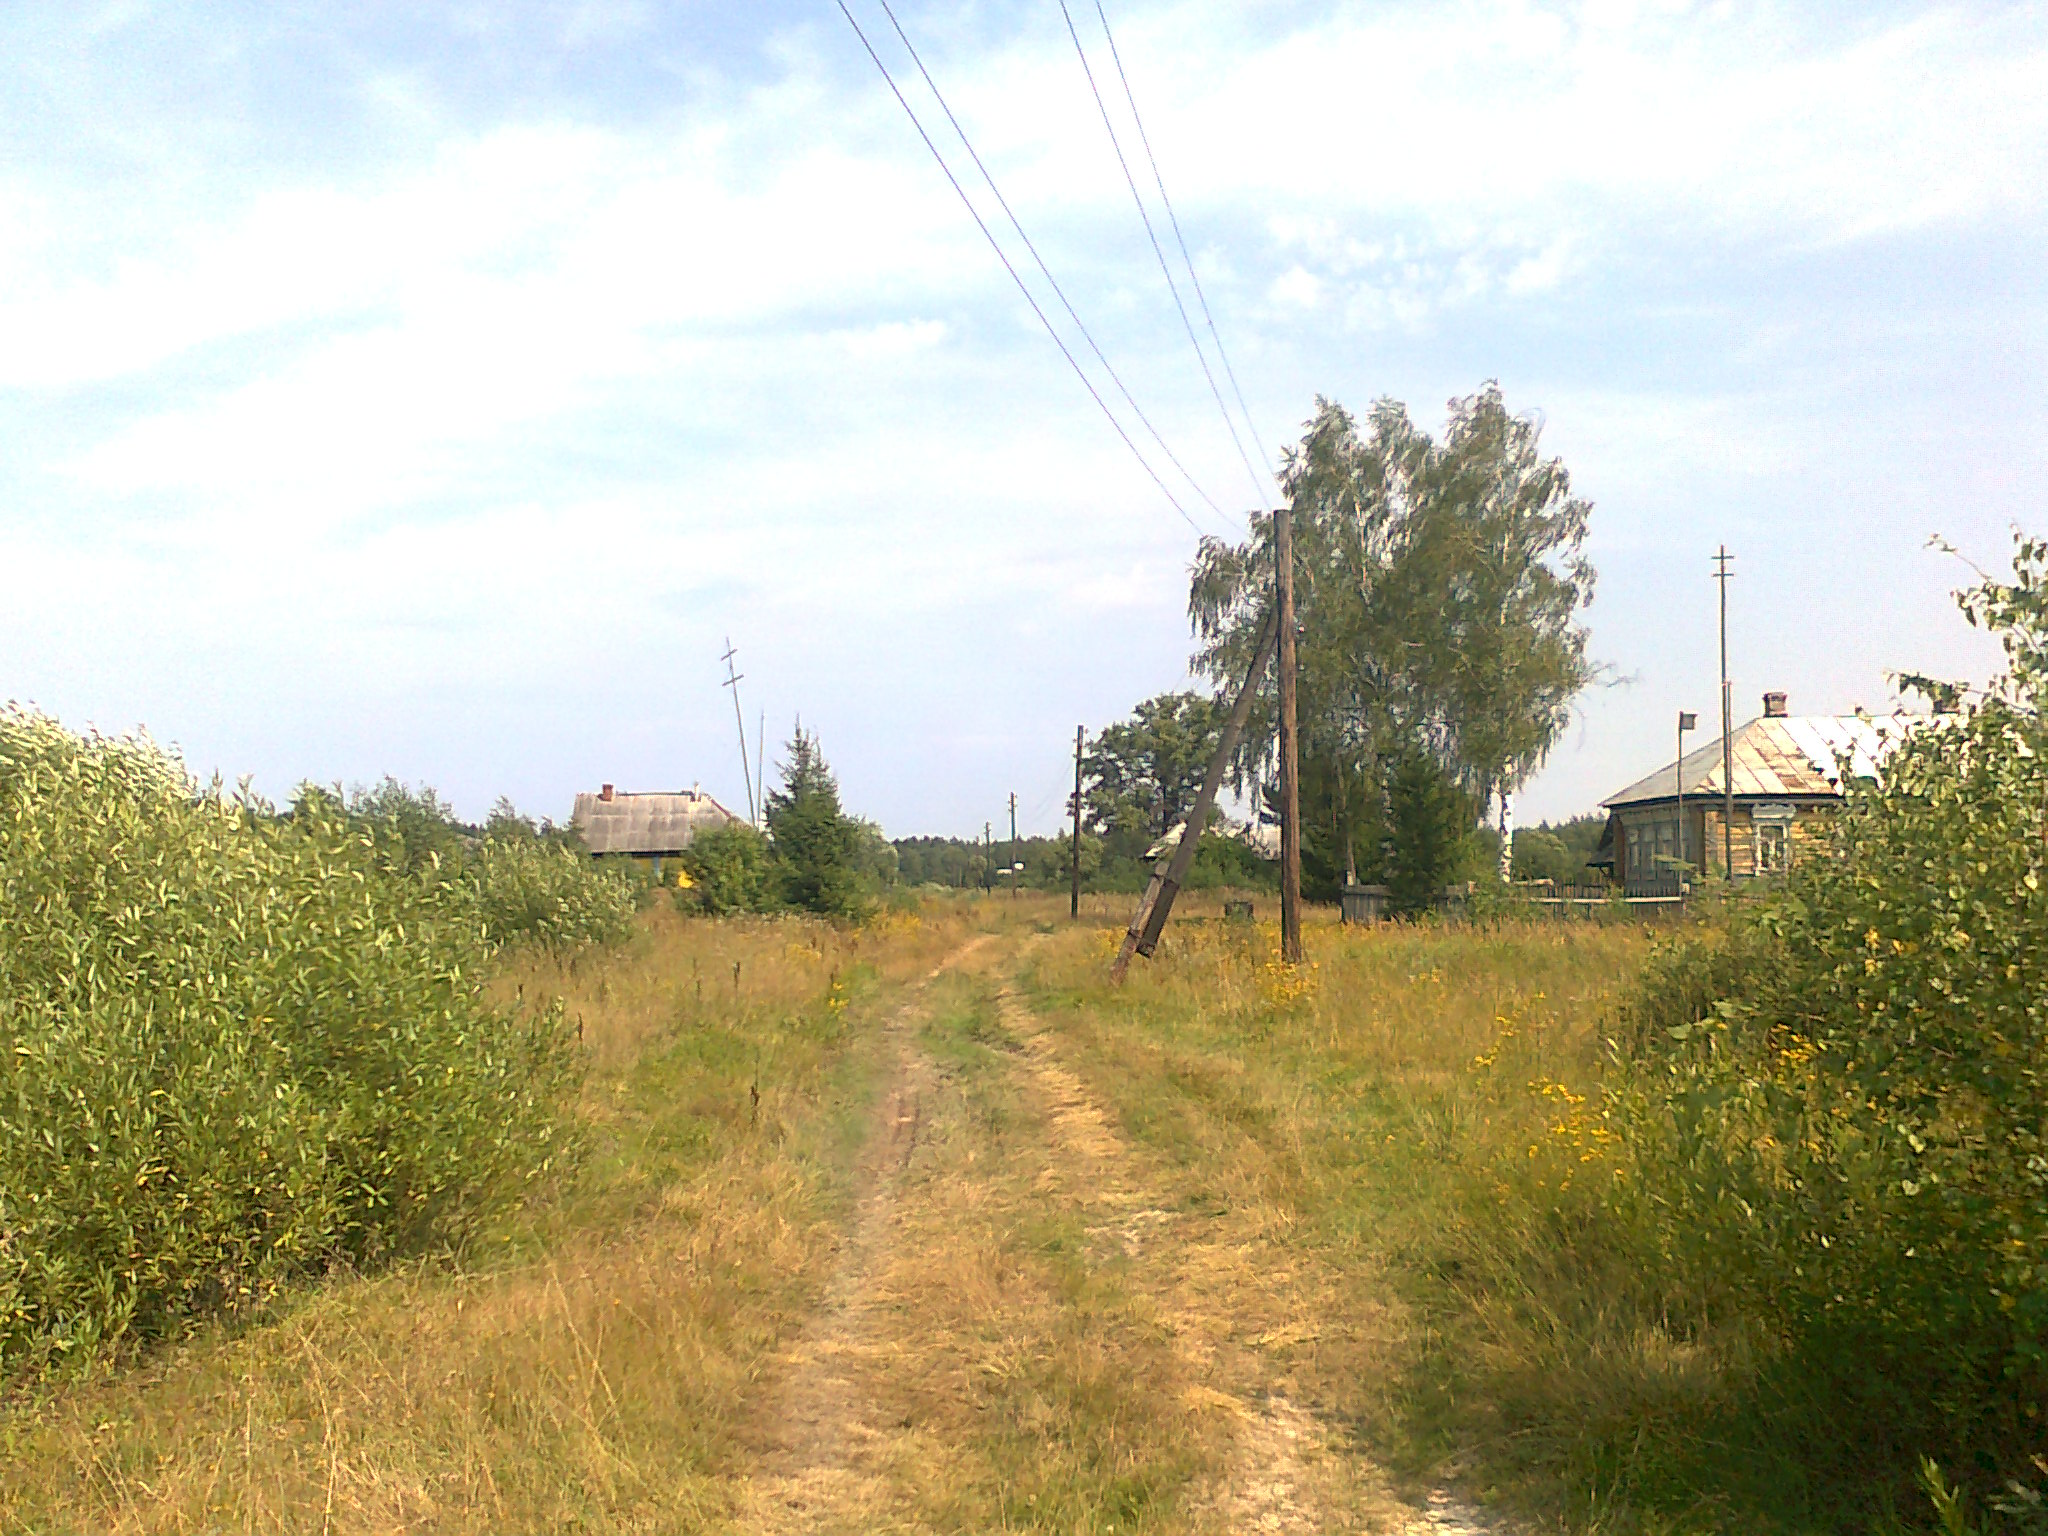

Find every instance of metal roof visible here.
[571,789,741,855]
[1603,714,1923,809]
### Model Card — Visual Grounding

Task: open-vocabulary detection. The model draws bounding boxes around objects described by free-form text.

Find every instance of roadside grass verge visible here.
[0,901,982,1534]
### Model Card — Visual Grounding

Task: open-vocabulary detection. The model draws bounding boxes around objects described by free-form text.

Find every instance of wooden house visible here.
[570,783,741,869]
[1593,693,1920,894]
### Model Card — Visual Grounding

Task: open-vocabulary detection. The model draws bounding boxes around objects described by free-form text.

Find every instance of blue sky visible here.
[5,0,2045,836]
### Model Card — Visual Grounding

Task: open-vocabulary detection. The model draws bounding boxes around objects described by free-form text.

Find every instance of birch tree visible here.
[1188,385,1595,886]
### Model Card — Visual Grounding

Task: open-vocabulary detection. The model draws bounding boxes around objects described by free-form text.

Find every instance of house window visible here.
[1757,822,1788,874]
[1660,816,1682,868]
[1753,807,1794,876]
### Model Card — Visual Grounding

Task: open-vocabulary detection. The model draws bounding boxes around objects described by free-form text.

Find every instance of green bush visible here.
[471,835,638,951]
[677,821,775,916]
[1612,536,2048,1499]
[0,710,583,1374]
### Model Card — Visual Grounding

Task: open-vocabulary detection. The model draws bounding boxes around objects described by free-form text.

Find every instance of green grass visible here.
[1021,907,1944,1534]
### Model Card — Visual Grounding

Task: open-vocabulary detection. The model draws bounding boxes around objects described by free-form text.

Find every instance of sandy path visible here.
[739,935,992,1533]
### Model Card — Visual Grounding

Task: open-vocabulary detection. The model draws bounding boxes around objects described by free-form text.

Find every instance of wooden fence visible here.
[1340,881,1689,924]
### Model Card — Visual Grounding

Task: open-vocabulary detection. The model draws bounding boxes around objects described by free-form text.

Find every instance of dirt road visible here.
[734,930,1501,1534]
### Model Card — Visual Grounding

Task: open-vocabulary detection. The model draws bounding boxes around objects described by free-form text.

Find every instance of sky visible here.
[4,0,2045,838]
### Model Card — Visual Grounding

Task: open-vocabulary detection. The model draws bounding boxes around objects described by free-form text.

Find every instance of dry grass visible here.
[2,889,1702,1534]
[1019,899,1679,1529]
[730,938,1221,1533]
[0,898,989,1534]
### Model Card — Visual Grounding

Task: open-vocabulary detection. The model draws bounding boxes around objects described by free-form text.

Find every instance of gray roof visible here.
[571,789,741,855]
[1603,713,1924,809]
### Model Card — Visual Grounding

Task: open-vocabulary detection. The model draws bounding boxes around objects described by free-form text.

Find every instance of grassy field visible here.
[4,892,1920,1533]
[1022,900,1669,1530]
[0,902,980,1532]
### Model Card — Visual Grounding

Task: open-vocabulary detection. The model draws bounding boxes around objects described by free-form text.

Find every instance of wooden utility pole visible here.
[1714,546,1735,881]
[1070,726,1085,920]
[720,639,757,825]
[1276,504,1304,964]
[1008,791,1020,899]
[1111,608,1279,983]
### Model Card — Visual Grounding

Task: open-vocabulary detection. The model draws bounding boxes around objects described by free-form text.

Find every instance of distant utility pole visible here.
[1276,504,1304,964]
[984,821,993,893]
[721,638,757,825]
[1714,547,1736,881]
[1008,792,1020,899]
[1070,726,1085,920]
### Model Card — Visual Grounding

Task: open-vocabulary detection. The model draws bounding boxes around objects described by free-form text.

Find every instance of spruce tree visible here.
[764,729,868,919]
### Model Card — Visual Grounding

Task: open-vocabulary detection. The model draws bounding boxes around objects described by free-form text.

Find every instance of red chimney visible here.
[600,783,615,801]
[1763,691,1788,718]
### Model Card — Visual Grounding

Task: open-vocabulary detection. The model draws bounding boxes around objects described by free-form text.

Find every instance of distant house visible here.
[1594,692,1922,894]
[570,783,742,866]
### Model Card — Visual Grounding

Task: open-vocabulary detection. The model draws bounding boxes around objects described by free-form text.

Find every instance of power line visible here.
[1093,0,1277,495]
[1057,0,1269,513]
[870,0,1233,532]
[831,0,1208,538]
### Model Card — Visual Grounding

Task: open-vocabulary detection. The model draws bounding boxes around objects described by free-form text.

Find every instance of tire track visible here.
[993,978,1507,1535]
[738,934,993,1532]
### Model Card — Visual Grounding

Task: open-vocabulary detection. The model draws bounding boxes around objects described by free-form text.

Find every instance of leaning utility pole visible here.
[1008,791,1020,899]
[721,639,758,825]
[1714,547,1735,881]
[1070,726,1085,920]
[1276,504,1304,964]
[1111,607,1279,983]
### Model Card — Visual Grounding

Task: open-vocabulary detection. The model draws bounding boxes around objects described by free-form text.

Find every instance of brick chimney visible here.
[600,783,615,801]
[1762,691,1788,718]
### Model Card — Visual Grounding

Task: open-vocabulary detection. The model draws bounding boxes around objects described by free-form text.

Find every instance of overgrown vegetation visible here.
[0,899,987,1531]
[679,818,777,914]
[1597,536,2048,1521]
[0,713,620,1376]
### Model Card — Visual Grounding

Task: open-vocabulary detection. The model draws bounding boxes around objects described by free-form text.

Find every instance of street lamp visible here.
[1676,710,1698,880]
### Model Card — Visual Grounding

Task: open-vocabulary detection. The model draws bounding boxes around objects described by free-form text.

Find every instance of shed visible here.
[570,784,742,861]
[1597,693,1923,892]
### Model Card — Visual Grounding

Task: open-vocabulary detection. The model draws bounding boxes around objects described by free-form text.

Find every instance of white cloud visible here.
[3,0,2044,828]
[1266,265,1322,309]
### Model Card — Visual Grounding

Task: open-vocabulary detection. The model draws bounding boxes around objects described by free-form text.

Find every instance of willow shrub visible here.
[471,833,639,952]
[0,710,583,1374]
[1616,540,2048,1496]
